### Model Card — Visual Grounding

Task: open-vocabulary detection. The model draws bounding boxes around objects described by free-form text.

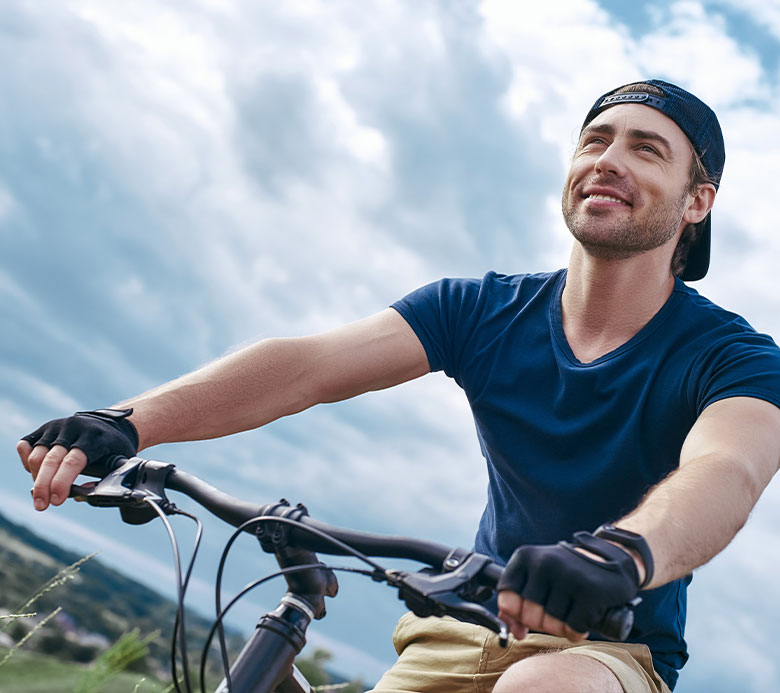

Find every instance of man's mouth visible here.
[587,193,627,204]
[582,191,632,206]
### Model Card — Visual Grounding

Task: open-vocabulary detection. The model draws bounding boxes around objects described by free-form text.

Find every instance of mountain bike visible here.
[68,455,636,693]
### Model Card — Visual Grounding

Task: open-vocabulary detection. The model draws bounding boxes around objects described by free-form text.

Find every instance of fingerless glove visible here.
[21,408,139,473]
[497,530,643,634]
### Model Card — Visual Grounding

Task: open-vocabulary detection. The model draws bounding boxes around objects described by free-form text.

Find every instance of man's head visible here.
[562,79,724,280]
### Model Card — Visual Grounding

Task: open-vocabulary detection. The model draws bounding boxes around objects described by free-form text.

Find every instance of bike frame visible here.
[215,599,314,692]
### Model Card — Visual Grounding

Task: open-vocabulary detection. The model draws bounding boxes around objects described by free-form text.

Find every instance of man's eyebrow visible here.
[580,123,615,139]
[580,123,676,158]
[627,128,674,157]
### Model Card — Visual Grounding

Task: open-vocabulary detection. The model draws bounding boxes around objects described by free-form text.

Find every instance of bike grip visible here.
[594,604,634,641]
[82,455,130,479]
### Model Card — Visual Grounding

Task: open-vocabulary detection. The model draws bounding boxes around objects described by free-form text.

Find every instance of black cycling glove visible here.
[496,530,643,634]
[21,408,139,473]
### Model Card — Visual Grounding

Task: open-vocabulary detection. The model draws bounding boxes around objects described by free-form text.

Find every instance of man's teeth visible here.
[588,194,625,203]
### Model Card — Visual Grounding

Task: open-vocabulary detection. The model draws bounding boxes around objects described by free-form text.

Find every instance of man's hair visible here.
[610,83,716,277]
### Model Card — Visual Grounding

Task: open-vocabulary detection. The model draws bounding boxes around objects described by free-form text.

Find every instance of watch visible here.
[594,524,654,589]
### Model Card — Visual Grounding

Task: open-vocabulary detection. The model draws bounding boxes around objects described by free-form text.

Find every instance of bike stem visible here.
[215,501,339,692]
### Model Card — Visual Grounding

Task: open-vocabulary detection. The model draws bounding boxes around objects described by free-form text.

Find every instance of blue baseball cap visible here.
[581,79,725,281]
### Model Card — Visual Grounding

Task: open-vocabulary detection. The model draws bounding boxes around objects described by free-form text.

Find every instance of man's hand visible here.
[496,531,643,641]
[498,591,586,642]
[18,409,138,511]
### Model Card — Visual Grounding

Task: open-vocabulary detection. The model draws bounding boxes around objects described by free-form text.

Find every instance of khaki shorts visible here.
[370,613,672,693]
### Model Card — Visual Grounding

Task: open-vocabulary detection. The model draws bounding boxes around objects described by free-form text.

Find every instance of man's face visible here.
[561,103,695,260]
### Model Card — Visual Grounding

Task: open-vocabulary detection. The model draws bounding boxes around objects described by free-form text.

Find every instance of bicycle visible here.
[67,455,637,693]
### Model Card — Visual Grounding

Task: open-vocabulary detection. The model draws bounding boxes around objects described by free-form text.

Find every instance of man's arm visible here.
[615,395,780,587]
[18,308,429,510]
[498,395,780,640]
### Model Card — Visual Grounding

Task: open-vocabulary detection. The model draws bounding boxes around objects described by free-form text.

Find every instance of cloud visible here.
[0,182,16,223]
[2,0,780,686]
[0,369,80,420]
[636,2,767,105]
[481,0,636,144]
[715,0,780,45]
[683,482,780,691]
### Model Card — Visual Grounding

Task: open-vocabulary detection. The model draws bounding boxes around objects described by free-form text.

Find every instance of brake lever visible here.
[419,590,509,645]
[68,456,176,525]
[387,552,510,647]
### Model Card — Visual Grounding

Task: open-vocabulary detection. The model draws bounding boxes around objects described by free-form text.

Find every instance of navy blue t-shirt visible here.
[392,269,780,690]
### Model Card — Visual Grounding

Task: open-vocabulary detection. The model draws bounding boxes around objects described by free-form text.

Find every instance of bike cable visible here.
[144,498,203,693]
[199,563,376,693]
[214,515,393,693]
[170,508,204,693]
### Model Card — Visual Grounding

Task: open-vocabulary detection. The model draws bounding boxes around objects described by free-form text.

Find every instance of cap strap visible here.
[599,92,666,110]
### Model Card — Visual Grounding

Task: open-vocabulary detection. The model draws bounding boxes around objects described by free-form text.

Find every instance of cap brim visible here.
[680,214,711,281]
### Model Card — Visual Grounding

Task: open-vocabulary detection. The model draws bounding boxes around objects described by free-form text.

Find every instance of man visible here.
[18,80,780,692]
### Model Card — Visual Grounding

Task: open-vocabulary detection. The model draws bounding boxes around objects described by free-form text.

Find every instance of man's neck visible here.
[561,247,677,363]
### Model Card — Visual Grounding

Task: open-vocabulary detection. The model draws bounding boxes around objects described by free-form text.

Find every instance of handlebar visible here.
[70,455,636,643]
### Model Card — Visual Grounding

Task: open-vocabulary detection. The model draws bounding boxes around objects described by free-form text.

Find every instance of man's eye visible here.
[639,144,659,155]
[583,137,606,146]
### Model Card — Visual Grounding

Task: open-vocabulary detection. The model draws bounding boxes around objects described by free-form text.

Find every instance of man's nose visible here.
[594,143,627,177]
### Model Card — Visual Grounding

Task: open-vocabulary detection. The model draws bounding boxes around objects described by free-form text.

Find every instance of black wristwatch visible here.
[594,524,654,589]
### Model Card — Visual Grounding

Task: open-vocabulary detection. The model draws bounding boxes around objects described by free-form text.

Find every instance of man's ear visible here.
[683,183,716,225]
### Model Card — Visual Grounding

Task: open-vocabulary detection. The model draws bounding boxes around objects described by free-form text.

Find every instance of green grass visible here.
[0,647,168,693]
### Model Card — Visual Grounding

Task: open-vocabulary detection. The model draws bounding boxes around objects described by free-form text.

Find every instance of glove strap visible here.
[76,408,139,449]
[594,524,654,589]
[76,408,134,420]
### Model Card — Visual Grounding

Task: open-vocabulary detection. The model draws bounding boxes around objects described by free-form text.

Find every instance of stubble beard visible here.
[562,183,688,261]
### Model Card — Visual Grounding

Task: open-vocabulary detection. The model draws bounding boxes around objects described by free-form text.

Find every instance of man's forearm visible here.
[116,337,320,450]
[616,454,761,588]
[115,308,429,451]
[616,397,780,589]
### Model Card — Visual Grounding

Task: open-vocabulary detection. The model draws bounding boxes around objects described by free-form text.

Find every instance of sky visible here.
[1,0,780,690]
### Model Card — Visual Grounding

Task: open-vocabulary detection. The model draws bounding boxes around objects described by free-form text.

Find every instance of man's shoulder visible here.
[403,269,563,308]
[672,279,769,337]
[452,268,564,299]
[670,280,780,414]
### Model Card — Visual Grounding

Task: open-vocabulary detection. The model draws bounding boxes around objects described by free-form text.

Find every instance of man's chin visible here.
[565,225,647,260]
[577,243,641,262]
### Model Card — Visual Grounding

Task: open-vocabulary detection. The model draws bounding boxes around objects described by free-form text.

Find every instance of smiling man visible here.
[17,80,780,692]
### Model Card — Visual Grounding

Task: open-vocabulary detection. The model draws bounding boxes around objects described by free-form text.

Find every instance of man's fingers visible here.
[499,590,587,641]
[564,624,588,642]
[31,445,68,510]
[16,440,33,472]
[521,600,584,639]
[25,444,53,480]
[497,591,530,639]
[540,611,572,638]
[497,590,522,615]
[518,597,546,631]
[497,611,529,640]
[500,591,544,629]
[505,618,529,640]
[49,448,87,506]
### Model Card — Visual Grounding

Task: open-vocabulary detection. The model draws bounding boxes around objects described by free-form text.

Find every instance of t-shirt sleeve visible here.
[693,330,780,414]
[391,277,483,384]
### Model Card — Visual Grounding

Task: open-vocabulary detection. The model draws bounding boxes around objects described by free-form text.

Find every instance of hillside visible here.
[0,510,365,691]
[0,508,242,686]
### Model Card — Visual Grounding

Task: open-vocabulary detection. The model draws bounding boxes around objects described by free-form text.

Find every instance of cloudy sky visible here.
[2,0,780,689]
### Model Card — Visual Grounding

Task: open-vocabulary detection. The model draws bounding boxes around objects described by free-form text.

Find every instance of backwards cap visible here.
[581,79,725,281]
